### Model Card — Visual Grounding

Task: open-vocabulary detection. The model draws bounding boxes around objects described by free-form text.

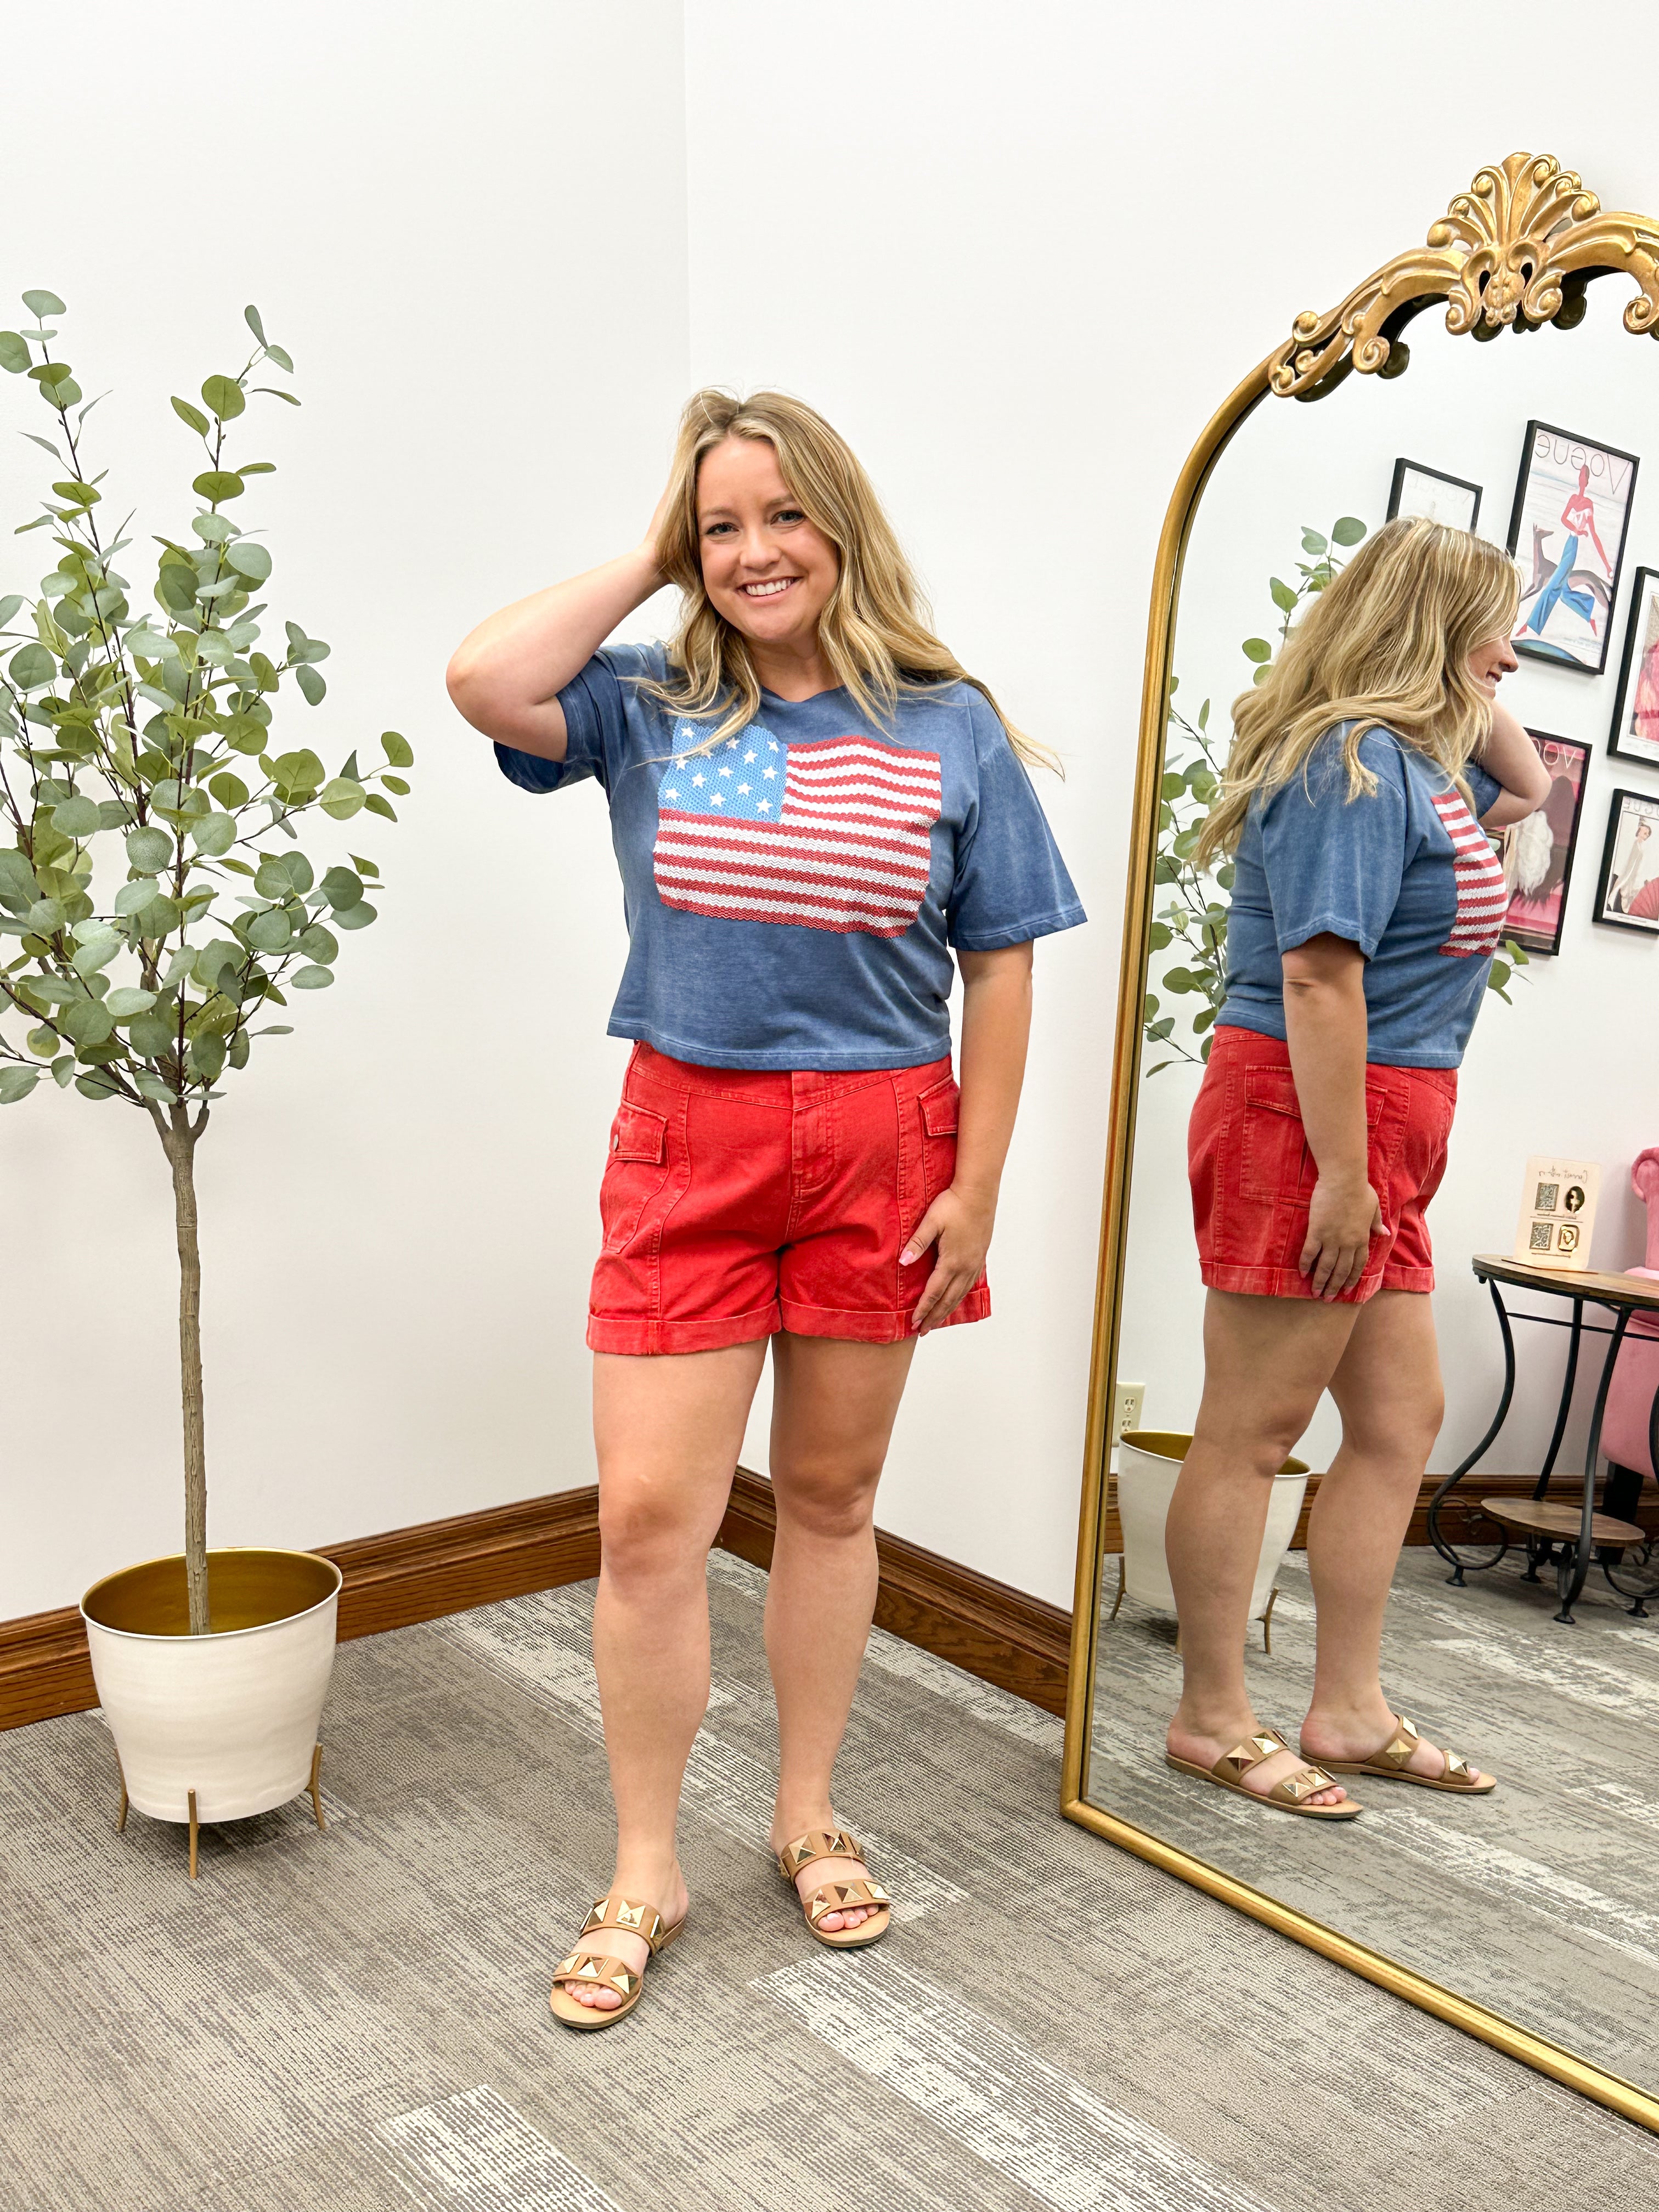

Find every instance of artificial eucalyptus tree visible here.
[0,292,413,1633]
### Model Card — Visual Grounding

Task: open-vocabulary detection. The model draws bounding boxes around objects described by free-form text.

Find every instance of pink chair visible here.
[1600,1146,1659,1497]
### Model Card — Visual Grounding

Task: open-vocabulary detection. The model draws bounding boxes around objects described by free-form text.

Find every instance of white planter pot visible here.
[81,1548,342,1825]
[1115,1429,1309,1635]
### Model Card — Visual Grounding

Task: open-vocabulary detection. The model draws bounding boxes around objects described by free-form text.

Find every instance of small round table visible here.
[1426,1254,1659,1624]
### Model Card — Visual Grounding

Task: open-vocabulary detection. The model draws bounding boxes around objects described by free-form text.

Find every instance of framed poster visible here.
[1387,458,1482,532]
[1607,563,1659,767]
[1593,787,1659,932]
[1506,421,1639,674]
[1494,729,1589,956]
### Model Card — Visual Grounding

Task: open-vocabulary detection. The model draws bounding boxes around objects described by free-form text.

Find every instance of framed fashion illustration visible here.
[1608,564,1659,766]
[1593,786,1659,932]
[1387,458,1482,532]
[1506,421,1639,674]
[1494,729,1590,956]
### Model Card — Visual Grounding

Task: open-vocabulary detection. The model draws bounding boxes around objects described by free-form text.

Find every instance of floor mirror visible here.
[1061,151,1659,2135]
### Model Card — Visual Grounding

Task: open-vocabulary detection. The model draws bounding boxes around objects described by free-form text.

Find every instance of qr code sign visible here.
[1535,1182,1559,1212]
[1529,1221,1553,1252]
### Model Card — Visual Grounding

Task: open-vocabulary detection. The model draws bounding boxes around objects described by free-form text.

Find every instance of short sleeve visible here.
[1465,760,1502,817]
[493,642,658,797]
[1257,732,1408,960]
[947,692,1086,950]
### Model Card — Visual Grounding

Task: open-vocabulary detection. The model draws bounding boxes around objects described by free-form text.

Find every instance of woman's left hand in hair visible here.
[904,1187,994,1333]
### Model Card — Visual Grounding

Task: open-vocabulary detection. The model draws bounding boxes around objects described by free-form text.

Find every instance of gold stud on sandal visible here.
[1315,1713,1496,1795]
[549,1894,687,2031]
[776,1828,893,1949]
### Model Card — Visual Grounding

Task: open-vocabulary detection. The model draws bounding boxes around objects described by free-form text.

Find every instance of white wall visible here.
[0,1,690,1618]
[8,1,1659,1621]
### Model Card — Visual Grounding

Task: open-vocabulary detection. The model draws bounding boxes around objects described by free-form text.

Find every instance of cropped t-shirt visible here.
[1218,723,1506,1069]
[494,641,1085,1070]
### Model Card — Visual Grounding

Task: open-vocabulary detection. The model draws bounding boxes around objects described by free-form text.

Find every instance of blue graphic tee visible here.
[495,641,1085,1070]
[1218,723,1506,1068]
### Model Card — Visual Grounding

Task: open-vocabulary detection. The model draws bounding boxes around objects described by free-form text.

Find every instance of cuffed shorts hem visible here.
[779,1283,992,1342]
[586,1303,781,1356]
[1198,1262,1434,1301]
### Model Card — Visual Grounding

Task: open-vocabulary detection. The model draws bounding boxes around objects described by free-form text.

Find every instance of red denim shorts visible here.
[1187,1025,1458,1303]
[588,1042,991,1355]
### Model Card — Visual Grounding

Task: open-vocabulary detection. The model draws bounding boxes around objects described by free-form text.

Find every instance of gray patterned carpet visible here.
[1090,1540,1659,2095]
[2,1552,1657,2210]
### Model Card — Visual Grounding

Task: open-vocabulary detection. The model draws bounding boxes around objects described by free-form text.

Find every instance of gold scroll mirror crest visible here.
[1059,150,1659,2137]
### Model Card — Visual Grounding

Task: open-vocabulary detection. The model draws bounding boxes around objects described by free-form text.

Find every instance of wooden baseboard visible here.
[0,1468,1070,1730]
[6,1465,1649,1735]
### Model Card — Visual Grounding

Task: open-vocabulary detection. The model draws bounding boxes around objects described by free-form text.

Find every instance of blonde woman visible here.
[1165,518,1550,1818]
[448,391,1084,2024]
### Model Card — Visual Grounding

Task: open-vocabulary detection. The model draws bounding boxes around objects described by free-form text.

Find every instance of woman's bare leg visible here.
[1164,1288,1357,1805]
[561,1338,769,2011]
[1299,1291,1490,1783]
[764,1333,917,1930]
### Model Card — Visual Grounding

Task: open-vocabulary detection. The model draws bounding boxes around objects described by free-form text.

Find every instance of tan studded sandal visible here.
[1313,1713,1495,1795]
[776,1827,892,1949]
[549,1894,687,2031]
[1166,1726,1362,1820]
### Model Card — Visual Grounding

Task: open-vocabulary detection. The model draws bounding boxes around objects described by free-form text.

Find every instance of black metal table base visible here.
[1427,1272,1658,1625]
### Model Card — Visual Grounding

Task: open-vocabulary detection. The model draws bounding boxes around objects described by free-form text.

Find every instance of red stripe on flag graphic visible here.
[1431,791,1509,958]
[654,736,942,935]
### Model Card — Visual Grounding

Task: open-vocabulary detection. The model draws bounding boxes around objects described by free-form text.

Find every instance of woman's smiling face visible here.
[695,435,839,657]
[1466,630,1520,698]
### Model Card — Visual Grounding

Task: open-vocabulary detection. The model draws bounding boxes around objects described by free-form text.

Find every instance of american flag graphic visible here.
[652,721,942,936]
[1431,789,1509,958]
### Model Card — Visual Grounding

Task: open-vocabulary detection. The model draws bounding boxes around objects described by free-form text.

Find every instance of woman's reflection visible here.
[1162,520,1550,1817]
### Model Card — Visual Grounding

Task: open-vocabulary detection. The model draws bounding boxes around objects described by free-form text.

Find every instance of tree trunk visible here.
[161,1105,211,1635]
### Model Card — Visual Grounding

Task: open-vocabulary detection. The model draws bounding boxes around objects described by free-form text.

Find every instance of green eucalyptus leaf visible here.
[296,922,338,963]
[318,775,364,819]
[133,1070,177,1102]
[58,996,114,1047]
[1301,530,1328,554]
[50,794,100,837]
[1242,637,1273,664]
[333,898,377,931]
[208,771,250,809]
[193,471,245,504]
[319,865,364,910]
[26,1023,59,1057]
[1269,577,1297,613]
[189,1030,227,1082]
[200,374,246,421]
[380,774,410,797]
[271,748,324,797]
[246,909,292,952]
[263,343,295,373]
[171,396,211,435]
[25,897,65,933]
[1331,516,1368,546]
[126,825,173,872]
[71,932,121,978]
[128,1013,176,1057]
[22,290,66,318]
[244,304,267,346]
[0,332,31,375]
[362,794,397,822]
[156,564,198,613]
[74,1073,121,1100]
[381,731,413,768]
[190,811,236,856]
[225,539,271,583]
[8,642,56,690]
[0,1066,41,1104]
[50,1054,75,1086]
[105,987,157,1018]
[290,963,333,990]
[295,664,326,707]
[284,852,314,895]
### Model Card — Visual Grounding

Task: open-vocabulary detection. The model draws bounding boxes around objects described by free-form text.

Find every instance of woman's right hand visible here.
[1299,1169,1383,1300]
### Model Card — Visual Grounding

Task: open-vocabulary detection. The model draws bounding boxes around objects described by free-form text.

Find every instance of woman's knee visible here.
[597,1485,714,1595]
[771,1453,881,1542]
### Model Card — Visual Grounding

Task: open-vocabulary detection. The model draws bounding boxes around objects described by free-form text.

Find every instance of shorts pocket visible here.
[917,1075,960,1206]
[599,1102,670,1255]
[1237,1066,1383,1204]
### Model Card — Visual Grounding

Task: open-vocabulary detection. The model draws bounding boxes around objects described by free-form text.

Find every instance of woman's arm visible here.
[903,942,1033,1334]
[1475,697,1553,829]
[445,489,671,760]
[1280,933,1381,1301]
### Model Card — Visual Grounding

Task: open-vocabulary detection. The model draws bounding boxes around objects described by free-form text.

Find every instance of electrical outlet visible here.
[1113,1381,1145,1445]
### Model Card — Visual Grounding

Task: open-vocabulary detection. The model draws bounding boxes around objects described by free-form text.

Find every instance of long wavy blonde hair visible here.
[640,387,1056,772]
[1192,516,1521,870]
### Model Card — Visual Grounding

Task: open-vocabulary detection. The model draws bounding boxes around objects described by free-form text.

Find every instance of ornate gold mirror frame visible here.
[1059,153,1659,2135]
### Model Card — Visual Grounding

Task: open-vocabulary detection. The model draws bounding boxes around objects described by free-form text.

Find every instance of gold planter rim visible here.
[1119,1430,1308,1477]
[81,1547,342,1642]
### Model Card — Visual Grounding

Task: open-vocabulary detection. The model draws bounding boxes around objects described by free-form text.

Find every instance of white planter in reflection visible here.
[81,1549,341,1824]
[1114,1430,1309,1647]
